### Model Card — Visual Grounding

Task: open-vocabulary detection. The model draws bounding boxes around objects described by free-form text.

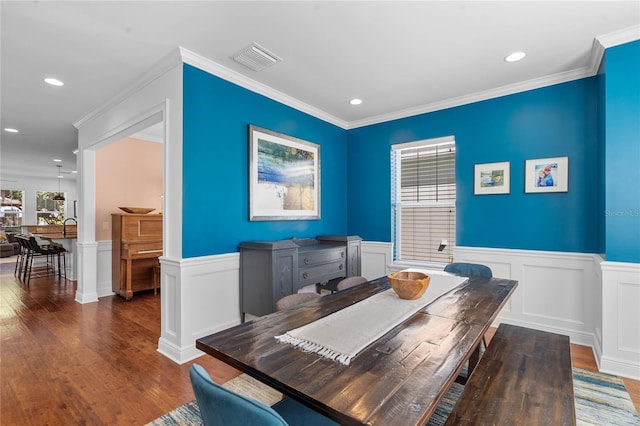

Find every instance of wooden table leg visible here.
[455,342,481,386]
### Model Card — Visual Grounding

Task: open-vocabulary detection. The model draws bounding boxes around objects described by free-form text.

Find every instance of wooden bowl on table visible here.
[387,271,431,300]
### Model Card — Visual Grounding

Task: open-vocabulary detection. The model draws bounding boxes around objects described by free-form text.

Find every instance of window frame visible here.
[36,190,65,225]
[0,189,24,230]
[391,136,456,267]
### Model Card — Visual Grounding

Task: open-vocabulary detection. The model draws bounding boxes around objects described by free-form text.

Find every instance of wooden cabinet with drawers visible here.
[112,213,163,300]
[239,235,361,318]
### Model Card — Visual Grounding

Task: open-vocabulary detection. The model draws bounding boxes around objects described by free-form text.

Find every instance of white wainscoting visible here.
[453,246,600,346]
[600,261,640,379]
[145,242,639,379]
[453,246,639,380]
[157,252,242,364]
[361,241,393,280]
[96,241,114,298]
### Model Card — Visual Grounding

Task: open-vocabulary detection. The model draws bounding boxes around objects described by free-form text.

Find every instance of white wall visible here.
[1,174,79,225]
[75,49,189,362]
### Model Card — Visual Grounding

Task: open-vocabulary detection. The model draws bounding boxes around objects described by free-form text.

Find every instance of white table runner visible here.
[275,271,466,365]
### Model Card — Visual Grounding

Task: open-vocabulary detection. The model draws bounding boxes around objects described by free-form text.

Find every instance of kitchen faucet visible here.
[63,218,77,236]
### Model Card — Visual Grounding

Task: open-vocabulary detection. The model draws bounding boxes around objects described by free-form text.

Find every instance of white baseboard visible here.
[157,337,202,365]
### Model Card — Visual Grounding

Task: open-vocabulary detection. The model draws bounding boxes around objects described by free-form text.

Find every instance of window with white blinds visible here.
[391,137,456,264]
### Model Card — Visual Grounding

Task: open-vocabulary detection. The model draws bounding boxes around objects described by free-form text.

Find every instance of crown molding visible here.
[596,25,640,48]
[73,48,183,129]
[75,26,640,133]
[178,47,348,130]
[347,66,595,130]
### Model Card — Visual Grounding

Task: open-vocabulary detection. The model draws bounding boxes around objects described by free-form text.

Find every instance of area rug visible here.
[148,368,639,425]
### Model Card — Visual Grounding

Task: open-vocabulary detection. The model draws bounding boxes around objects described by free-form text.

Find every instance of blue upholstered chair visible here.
[443,262,492,278]
[189,364,338,426]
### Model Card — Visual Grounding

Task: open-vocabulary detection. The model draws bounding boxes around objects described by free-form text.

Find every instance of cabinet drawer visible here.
[299,247,345,267]
[298,261,345,285]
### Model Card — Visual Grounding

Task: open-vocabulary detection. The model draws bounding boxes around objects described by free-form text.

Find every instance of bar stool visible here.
[23,236,66,283]
[14,235,30,280]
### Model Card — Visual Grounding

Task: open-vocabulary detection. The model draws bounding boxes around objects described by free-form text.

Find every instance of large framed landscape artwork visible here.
[249,125,321,221]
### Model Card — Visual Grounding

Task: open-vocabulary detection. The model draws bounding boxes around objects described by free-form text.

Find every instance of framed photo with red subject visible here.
[525,156,568,193]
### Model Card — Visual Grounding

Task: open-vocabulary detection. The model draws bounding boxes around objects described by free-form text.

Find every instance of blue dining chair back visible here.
[444,262,492,278]
[189,364,339,426]
[190,364,288,425]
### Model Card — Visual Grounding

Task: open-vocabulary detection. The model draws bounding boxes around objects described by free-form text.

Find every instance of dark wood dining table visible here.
[196,274,518,426]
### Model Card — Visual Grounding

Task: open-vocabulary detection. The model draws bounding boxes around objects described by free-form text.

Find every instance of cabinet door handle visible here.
[341,251,345,258]
[304,258,310,264]
[339,264,344,270]
[303,272,309,279]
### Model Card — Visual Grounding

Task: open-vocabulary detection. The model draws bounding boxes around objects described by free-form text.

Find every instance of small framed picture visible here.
[474,161,510,195]
[525,156,568,193]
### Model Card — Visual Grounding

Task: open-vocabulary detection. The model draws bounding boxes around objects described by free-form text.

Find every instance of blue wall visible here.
[182,41,638,261]
[182,64,347,257]
[604,40,640,263]
[347,79,600,253]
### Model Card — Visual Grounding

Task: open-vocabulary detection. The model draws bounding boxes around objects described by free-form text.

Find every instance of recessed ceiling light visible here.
[505,52,526,63]
[44,77,64,86]
[4,128,19,133]
[53,159,62,162]
[349,98,363,105]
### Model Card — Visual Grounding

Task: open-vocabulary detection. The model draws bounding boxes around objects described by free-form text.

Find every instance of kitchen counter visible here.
[34,233,78,280]
[35,233,77,239]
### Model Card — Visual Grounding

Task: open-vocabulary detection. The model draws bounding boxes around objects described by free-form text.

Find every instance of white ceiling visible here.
[1,1,639,181]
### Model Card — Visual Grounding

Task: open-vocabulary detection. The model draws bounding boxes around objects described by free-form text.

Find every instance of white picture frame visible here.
[249,125,321,221]
[525,156,568,193]
[474,161,510,195]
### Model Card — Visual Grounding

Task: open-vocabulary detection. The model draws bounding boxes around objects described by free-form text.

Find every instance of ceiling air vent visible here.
[233,42,282,72]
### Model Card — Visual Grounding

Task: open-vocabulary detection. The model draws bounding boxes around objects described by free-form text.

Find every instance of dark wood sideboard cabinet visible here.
[112,213,163,300]
[239,235,362,318]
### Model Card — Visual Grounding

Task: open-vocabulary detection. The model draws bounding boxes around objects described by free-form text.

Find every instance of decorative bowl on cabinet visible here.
[118,207,155,214]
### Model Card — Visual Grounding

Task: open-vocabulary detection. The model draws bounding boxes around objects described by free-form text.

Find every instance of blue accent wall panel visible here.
[347,79,600,253]
[183,64,347,257]
[604,40,640,263]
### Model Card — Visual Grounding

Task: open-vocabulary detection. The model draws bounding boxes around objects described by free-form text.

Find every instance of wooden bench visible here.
[445,323,576,425]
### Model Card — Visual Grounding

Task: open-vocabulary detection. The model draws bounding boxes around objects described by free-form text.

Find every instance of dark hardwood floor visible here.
[0,259,240,425]
[1,257,638,424]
